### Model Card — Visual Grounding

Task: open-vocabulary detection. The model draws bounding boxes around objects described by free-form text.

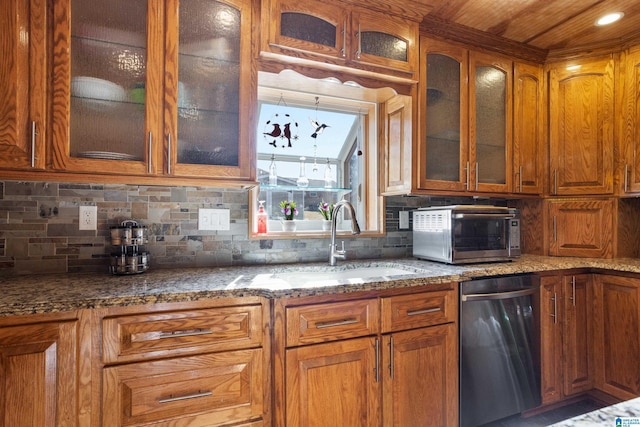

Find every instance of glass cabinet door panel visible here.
[360,32,407,62]
[474,65,506,185]
[70,0,147,160]
[425,53,462,182]
[177,0,241,167]
[280,13,337,47]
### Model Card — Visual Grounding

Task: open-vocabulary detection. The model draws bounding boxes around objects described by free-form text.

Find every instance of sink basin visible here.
[265,264,422,288]
[285,266,416,282]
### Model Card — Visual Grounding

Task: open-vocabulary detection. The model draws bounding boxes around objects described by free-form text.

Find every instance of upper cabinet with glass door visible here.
[418,37,512,194]
[261,0,419,80]
[51,0,255,183]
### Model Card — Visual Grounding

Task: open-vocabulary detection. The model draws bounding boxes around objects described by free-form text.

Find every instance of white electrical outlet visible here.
[198,208,230,231]
[79,205,97,231]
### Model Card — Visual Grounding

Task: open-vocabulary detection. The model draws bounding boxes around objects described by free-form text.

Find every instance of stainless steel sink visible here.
[266,264,423,287]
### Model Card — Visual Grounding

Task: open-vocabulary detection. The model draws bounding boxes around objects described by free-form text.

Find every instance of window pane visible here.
[475,66,506,184]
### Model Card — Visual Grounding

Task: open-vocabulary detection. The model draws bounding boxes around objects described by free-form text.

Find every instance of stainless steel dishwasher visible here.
[459,274,541,427]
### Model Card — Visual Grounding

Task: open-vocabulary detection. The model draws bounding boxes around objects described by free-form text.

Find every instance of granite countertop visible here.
[550,397,640,426]
[3,254,640,317]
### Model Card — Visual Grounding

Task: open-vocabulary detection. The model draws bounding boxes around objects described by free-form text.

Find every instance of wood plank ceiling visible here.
[420,0,640,61]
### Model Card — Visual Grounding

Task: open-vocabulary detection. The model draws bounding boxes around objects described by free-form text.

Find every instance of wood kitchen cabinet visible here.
[0,0,47,170]
[381,94,413,195]
[418,37,513,194]
[274,285,458,427]
[99,299,270,426]
[0,317,79,426]
[51,0,256,182]
[261,0,419,79]
[539,274,594,404]
[620,46,640,194]
[548,55,615,196]
[380,290,458,427]
[593,274,640,401]
[547,199,613,258]
[513,61,544,195]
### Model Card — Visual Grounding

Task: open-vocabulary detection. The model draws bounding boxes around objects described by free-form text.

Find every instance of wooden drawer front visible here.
[286,299,380,347]
[103,305,263,364]
[381,290,457,333]
[103,349,263,426]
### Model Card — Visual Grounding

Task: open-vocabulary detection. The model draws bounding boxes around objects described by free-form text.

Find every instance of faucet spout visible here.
[329,199,361,266]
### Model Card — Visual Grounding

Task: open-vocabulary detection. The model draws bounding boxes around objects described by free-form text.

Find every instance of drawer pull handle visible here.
[158,390,212,404]
[158,328,213,339]
[315,318,359,329]
[407,307,440,316]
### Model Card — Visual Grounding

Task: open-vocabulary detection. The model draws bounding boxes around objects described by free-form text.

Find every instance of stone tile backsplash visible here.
[0,181,428,276]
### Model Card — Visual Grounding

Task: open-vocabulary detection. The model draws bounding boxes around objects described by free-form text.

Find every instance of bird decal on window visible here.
[310,118,329,138]
[263,113,299,148]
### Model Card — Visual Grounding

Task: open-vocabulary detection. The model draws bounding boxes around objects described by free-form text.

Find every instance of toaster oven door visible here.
[452,213,514,262]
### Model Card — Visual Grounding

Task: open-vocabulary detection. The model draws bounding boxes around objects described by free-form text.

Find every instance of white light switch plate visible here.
[198,208,230,231]
[399,211,409,229]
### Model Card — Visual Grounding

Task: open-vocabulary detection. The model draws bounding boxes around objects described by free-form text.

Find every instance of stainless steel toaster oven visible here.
[412,205,521,264]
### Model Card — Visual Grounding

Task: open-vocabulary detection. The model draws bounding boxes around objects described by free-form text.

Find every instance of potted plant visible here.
[279,200,298,231]
[318,201,334,231]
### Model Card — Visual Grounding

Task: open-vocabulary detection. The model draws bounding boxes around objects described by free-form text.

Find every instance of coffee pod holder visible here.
[109,219,149,275]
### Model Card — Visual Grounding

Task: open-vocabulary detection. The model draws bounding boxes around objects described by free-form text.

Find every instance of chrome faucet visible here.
[329,199,361,266]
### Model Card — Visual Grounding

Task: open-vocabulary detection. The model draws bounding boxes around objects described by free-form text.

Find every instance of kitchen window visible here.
[249,70,390,237]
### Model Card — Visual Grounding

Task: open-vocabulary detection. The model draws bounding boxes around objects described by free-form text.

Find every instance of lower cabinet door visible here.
[103,348,264,426]
[285,336,381,427]
[594,275,640,400]
[0,321,78,426]
[382,323,458,427]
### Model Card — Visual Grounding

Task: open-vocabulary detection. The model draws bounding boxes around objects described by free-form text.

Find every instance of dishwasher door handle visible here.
[462,288,536,302]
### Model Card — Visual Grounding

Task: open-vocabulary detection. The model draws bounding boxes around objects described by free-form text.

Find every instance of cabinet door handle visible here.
[475,162,479,190]
[551,291,558,324]
[315,318,358,329]
[465,161,470,189]
[374,338,380,383]
[519,165,523,192]
[158,390,212,404]
[553,216,557,242]
[355,23,361,59]
[570,276,576,306]
[158,328,213,339]
[148,132,153,174]
[31,121,37,168]
[407,307,440,316]
[389,336,394,379]
[625,164,629,193]
[553,169,557,194]
[167,133,172,175]
[341,19,346,57]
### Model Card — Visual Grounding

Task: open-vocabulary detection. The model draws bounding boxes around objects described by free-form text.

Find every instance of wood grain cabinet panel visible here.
[0,320,78,426]
[547,199,613,258]
[593,275,640,400]
[381,289,456,332]
[0,0,47,170]
[548,56,615,195]
[620,47,640,194]
[382,323,458,427]
[103,349,264,426]
[102,305,263,364]
[539,274,593,404]
[285,298,379,346]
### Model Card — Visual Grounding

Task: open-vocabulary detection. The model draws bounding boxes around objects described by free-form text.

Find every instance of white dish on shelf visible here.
[71,76,127,103]
[77,151,141,161]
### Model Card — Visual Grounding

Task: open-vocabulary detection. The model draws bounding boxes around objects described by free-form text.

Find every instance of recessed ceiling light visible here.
[596,12,624,26]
